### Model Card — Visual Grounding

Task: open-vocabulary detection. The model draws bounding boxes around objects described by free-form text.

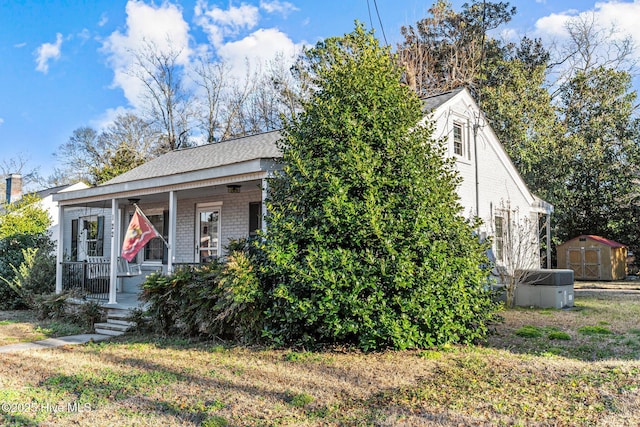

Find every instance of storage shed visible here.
[557,235,627,281]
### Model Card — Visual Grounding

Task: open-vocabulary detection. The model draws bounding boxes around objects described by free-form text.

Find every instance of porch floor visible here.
[100,292,144,311]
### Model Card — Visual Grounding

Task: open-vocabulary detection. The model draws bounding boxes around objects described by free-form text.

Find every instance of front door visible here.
[196,204,221,263]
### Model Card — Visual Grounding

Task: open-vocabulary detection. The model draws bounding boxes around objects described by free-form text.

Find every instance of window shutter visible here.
[71,219,78,261]
[249,202,262,236]
[96,216,105,256]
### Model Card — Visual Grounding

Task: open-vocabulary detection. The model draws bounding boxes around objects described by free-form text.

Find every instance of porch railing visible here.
[60,261,110,301]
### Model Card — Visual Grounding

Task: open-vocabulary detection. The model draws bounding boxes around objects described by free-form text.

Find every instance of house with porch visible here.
[52,87,553,306]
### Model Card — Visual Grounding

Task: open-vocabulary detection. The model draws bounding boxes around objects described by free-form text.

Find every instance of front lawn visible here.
[0,290,639,426]
[0,311,84,346]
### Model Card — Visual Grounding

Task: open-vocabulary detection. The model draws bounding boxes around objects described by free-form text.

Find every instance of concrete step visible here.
[106,311,136,326]
[94,327,125,337]
[94,321,130,336]
[106,318,136,327]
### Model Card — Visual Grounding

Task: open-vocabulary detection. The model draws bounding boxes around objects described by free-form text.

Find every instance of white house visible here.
[35,182,90,250]
[423,88,553,267]
[1,174,89,251]
[52,87,552,305]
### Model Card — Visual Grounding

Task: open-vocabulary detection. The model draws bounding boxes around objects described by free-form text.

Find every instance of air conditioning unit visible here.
[514,269,574,309]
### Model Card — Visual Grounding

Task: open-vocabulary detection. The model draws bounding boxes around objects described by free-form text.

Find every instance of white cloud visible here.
[90,106,134,131]
[0,118,4,126]
[102,0,192,109]
[217,27,302,77]
[259,0,299,17]
[98,13,108,27]
[534,1,640,60]
[194,0,260,47]
[34,33,63,74]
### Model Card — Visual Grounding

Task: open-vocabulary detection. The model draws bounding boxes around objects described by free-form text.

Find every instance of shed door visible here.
[567,248,601,280]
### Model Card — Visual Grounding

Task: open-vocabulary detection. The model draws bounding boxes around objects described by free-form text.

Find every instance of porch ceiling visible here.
[59,178,264,208]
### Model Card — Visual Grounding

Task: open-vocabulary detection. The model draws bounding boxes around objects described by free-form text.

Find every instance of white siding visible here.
[424,90,541,260]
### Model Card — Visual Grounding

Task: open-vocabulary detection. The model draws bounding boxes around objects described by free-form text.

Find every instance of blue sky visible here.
[1,0,639,184]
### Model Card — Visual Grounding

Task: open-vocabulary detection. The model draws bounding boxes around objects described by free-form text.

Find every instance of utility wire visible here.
[367,0,388,46]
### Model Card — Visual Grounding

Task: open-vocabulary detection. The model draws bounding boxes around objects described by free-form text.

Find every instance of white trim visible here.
[168,191,177,273]
[108,199,119,305]
[195,202,223,262]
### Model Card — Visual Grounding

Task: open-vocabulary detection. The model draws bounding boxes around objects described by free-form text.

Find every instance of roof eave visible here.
[53,158,279,203]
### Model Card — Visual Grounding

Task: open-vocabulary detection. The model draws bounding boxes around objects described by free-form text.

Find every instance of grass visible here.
[0,290,639,426]
[0,311,85,346]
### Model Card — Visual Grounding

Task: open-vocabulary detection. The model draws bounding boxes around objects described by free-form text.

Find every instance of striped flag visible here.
[121,207,160,262]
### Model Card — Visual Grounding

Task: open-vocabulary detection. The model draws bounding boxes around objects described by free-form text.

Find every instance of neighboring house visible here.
[1,174,89,250]
[52,87,553,305]
[35,182,90,250]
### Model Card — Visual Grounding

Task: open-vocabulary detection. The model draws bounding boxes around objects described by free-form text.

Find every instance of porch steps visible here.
[94,309,136,337]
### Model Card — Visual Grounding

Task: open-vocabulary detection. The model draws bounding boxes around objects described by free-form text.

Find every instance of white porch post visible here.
[55,203,64,294]
[545,213,552,269]
[168,190,177,273]
[261,177,269,233]
[108,198,119,304]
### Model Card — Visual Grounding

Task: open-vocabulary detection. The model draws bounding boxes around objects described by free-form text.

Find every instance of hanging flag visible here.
[121,207,160,262]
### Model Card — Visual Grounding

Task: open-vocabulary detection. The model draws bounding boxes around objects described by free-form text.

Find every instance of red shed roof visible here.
[565,235,627,248]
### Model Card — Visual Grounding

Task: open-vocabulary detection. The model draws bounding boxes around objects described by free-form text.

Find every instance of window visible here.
[249,202,262,237]
[453,122,464,157]
[143,212,166,262]
[72,215,104,261]
[494,215,504,261]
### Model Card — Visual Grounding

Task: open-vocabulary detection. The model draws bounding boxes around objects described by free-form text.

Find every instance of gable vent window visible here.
[453,122,464,157]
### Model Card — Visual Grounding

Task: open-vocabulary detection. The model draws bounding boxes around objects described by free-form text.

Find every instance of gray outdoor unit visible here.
[514,269,574,309]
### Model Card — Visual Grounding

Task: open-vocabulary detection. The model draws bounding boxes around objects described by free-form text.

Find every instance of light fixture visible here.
[128,198,140,205]
[227,185,241,193]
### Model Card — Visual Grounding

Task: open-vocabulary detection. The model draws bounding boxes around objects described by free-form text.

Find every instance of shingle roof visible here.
[421,87,465,112]
[104,130,283,185]
[102,89,464,186]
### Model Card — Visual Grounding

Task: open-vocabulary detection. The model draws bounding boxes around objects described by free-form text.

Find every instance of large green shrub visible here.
[139,242,265,341]
[0,233,55,309]
[259,24,498,350]
[0,194,53,309]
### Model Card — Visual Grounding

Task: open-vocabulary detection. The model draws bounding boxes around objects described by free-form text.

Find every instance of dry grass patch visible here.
[0,311,85,346]
[0,291,639,426]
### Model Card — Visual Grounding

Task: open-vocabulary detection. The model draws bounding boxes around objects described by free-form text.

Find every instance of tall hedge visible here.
[259,24,497,350]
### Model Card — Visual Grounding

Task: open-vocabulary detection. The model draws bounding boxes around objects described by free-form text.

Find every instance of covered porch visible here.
[52,131,281,305]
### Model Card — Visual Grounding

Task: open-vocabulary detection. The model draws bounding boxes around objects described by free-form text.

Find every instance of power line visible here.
[367,0,388,46]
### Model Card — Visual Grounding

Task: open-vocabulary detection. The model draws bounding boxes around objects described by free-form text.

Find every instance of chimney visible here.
[6,174,22,204]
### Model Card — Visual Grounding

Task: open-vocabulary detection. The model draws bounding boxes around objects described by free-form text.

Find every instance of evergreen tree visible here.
[260,24,497,350]
[554,67,640,248]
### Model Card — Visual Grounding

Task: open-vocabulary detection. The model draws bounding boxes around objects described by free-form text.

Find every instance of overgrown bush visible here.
[258,25,498,350]
[33,292,73,321]
[0,235,56,309]
[138,238,266,341]
[32,291,103,332]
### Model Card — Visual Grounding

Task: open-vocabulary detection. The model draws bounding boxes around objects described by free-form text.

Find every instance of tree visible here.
[0,194,54,309]
[0,194,50,239]
[130,39,192,151]
[260,23,497,350]
[398,0,515,95]
[479,37,563,197]
[0,154,42,192]
[54,113,160,185]
[549,12,636,95]
[553,67,640,248]
[492,202,540,308]
[192,56,230,144]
